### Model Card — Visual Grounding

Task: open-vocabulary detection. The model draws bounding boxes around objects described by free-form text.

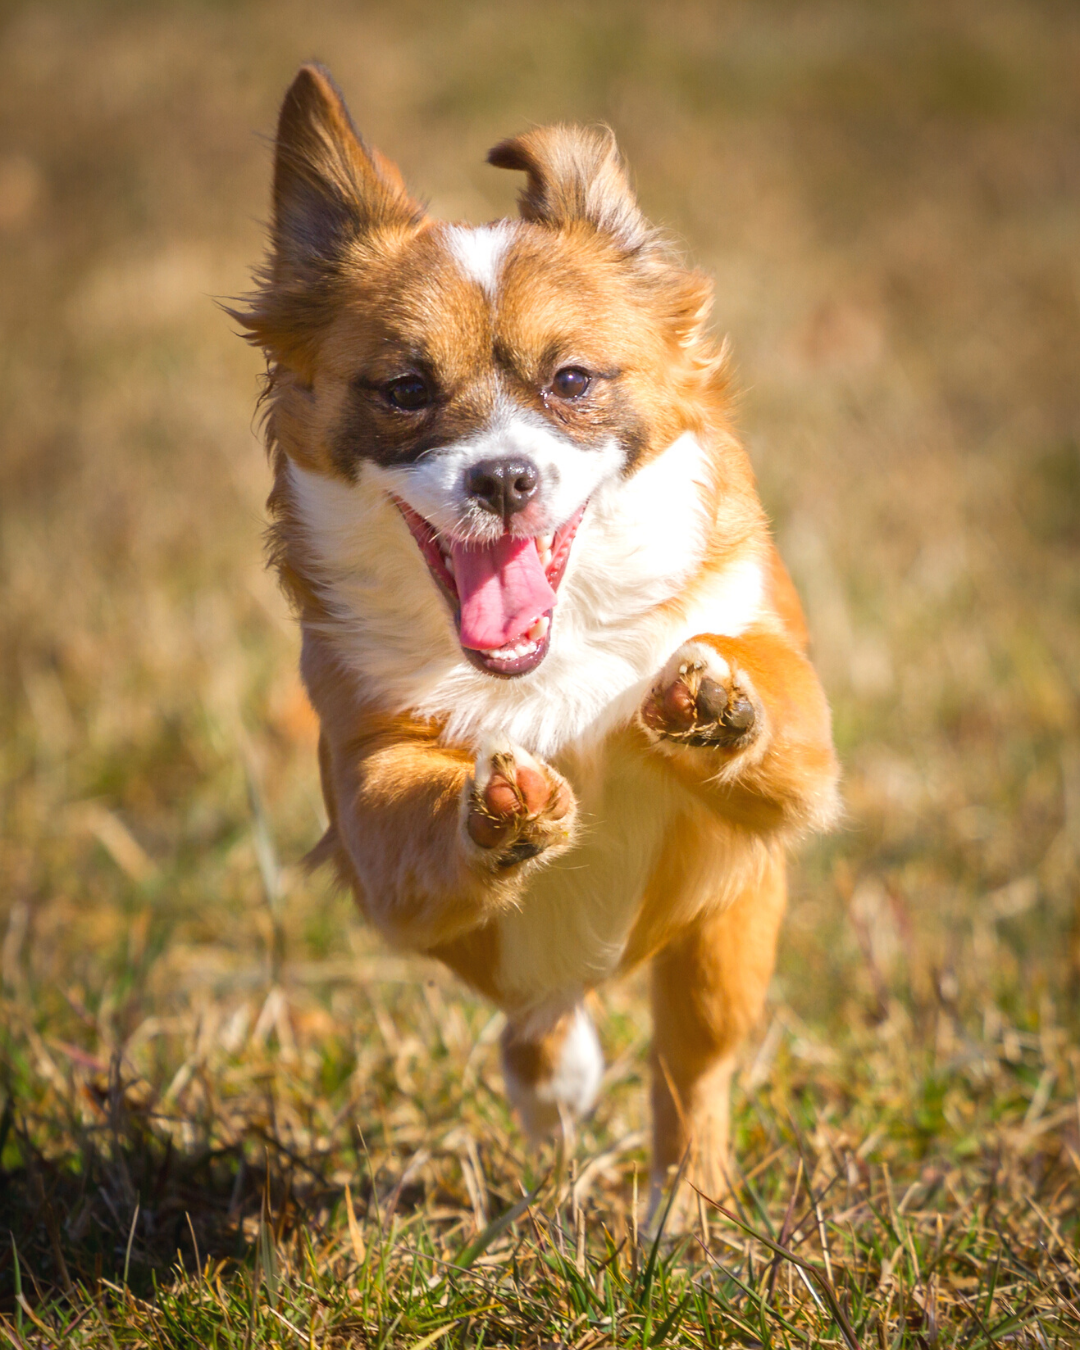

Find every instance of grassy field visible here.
[2,0,1079,1344]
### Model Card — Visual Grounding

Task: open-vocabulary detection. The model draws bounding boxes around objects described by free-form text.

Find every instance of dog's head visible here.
[240,65,727,679]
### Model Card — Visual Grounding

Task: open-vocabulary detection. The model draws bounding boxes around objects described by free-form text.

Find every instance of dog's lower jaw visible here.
[462,615,552,678]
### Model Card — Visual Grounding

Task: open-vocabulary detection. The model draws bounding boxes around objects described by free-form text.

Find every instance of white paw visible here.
[501,1005,603,1140]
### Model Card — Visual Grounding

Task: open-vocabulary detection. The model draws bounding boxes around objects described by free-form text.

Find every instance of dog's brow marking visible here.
[444,222,515,298]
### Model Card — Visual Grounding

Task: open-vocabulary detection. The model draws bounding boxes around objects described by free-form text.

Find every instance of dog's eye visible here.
[383,375,431,411]
[550,367,591,400]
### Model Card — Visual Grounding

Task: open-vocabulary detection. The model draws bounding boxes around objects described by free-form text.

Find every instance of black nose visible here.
[465,457,540,520]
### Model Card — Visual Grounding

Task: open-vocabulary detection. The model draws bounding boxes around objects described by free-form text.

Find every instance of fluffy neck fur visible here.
[283,430,766,760]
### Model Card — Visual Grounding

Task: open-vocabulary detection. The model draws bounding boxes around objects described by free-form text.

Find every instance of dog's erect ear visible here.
[272,64,423,280]
[236,65,424,368]
[487,125,651,254]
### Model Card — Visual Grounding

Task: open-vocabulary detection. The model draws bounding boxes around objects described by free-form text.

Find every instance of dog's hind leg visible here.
[647,851,786,1225]
[500,1003,604,1141]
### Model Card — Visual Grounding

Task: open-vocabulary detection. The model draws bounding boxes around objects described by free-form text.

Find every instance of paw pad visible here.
[466,747,574,865]
[642,649,759,750]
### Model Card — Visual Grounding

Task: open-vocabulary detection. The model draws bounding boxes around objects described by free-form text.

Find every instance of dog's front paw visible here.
[641,640,762,751]
[465,743,576,868]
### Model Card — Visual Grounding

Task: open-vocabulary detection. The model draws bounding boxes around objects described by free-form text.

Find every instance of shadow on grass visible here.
[0,1067,374,1310]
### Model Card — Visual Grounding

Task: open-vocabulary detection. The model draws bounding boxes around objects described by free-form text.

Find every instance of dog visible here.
[236,64,840,1212]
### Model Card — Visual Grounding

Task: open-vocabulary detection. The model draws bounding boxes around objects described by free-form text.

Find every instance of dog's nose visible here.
[465,457,540,520]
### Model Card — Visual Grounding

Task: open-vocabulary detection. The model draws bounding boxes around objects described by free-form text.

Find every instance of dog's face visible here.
[242,66,724,679]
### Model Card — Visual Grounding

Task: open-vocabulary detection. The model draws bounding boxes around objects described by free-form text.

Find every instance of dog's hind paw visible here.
[464,741,576,868]
[641,640,762,751]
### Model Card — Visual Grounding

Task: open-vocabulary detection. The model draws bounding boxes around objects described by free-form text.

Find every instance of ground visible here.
[1,0,1079,1345]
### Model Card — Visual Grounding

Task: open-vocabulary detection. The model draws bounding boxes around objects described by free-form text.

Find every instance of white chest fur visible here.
[288,432,765,762]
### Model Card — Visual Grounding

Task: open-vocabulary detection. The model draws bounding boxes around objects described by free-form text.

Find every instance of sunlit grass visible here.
[4,933,1080,1345]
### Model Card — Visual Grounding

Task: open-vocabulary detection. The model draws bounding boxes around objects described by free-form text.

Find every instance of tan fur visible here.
[238,64,841,1206]
[650,852,787,1201]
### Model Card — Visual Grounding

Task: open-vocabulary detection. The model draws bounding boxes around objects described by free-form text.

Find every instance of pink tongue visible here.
[451,534,556,651]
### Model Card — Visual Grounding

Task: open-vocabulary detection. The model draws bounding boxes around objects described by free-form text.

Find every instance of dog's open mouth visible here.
[393,499,585,676]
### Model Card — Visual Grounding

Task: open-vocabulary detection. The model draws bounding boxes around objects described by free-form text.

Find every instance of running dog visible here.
[236,64,840,1210]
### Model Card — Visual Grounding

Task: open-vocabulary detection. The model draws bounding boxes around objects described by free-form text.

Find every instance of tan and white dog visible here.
[237,65,840,1207]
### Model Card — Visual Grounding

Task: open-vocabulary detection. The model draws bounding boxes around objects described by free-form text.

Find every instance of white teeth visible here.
[537,533,553,567]
[444,553,455,577]
[487,634,539,661]
[484,615,550,663]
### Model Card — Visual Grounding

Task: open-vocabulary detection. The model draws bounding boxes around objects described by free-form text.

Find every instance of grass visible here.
[4,963,1080,1345]
[2,0,1079,1344]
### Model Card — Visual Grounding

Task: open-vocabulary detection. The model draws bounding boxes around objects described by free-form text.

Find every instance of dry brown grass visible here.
[2,0,1079,1344]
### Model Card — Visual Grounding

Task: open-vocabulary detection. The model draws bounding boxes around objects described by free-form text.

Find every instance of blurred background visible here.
[1,0,1078,1296]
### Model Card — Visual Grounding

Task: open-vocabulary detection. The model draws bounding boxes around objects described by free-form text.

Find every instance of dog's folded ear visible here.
[489,125,716,361]
[487,125,652,256]
[235,65,424,369]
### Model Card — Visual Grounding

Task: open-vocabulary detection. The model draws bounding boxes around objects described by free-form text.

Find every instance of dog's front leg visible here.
[640,628,840,836]
[320,718,577,951]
